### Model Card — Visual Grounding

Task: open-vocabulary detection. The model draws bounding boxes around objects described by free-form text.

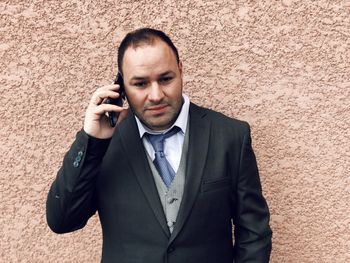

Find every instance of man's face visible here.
[122,40,183,131]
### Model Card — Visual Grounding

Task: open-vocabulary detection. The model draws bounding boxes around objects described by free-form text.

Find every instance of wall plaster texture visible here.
[1,0,349,262]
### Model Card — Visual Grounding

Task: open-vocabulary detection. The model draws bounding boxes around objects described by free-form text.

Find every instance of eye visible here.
[134,81,147,88]
[159,76,173,84]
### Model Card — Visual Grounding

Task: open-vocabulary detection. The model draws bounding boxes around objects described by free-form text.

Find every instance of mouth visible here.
[146,104,169,114]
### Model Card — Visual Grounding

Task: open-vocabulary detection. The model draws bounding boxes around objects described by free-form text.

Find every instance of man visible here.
[46,28,272,263]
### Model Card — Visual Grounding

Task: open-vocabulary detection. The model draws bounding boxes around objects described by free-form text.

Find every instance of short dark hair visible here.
[117,28,180,75]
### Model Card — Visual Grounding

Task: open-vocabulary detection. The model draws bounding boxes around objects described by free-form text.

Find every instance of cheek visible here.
[166,83,182,99]
[126,91,146,107]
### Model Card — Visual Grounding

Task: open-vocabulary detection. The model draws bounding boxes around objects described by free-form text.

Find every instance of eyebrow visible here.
[130,71,174,82]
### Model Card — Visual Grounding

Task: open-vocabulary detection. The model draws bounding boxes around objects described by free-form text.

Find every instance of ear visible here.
[178,61,183,78]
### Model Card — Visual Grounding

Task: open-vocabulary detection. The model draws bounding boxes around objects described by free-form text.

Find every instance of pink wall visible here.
[1,1,349,262]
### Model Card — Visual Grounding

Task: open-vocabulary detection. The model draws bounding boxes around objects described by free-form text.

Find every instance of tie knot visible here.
[146,126,180,153]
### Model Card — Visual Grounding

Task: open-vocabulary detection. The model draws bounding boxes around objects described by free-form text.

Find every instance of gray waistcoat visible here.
[145,124,190,233]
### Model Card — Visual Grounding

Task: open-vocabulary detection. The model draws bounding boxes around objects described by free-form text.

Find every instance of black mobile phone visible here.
[105,73,125,127]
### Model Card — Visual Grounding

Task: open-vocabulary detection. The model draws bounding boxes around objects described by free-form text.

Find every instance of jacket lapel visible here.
[169,103,211,245]
[118,110,171,238]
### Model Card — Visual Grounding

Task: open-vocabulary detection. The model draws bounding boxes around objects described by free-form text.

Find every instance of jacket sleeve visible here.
[232,123,272,262]
[46,129,111,234]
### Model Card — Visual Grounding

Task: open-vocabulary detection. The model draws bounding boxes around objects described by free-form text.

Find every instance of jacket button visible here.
[75,155,82,162]
[77,151,83,157]
[167,247,175,253]
[73,161,79,167]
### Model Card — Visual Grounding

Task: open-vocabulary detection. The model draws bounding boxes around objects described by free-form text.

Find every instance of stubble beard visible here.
[128,97,183,131]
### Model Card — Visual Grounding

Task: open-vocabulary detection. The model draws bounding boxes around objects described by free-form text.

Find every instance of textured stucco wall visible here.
[1,0,349,262]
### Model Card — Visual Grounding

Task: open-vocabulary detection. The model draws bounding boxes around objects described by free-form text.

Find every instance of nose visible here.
[148,81,164,102]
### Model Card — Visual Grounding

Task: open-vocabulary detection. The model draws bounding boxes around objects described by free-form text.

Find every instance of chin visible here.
[144,116,175,131]
[147,121,172,131]
[140,107,181,131]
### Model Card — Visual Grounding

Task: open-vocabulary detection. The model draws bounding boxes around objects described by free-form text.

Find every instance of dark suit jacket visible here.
[46,103,272,263]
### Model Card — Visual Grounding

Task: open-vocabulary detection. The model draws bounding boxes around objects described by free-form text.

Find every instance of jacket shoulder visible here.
[190,103,250,134]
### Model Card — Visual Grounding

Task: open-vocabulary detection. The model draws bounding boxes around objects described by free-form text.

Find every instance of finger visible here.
[92,104,126,115]
[98,83,121,91]
[91,89,121,105]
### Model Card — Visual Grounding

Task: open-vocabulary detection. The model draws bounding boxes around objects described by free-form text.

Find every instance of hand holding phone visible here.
[83,74,126,139]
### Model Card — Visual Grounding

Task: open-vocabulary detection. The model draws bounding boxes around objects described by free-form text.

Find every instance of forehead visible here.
[122,40,178,77]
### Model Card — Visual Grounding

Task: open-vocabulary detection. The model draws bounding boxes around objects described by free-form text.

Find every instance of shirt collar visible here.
[135,94,190,137]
